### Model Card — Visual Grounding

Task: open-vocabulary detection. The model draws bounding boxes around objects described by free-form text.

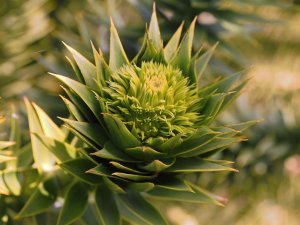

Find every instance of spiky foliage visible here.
[4,6,256,225]
[0,104,39,225]
[13,6,255,225]
[128,0,276,71]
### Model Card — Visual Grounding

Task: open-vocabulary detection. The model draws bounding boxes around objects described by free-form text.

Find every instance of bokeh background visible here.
[1,0,300,224]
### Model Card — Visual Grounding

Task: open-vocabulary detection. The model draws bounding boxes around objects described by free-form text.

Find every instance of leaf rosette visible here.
[46,4,257,216]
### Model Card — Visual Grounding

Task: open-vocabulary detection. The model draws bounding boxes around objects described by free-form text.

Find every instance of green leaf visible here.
[103,114,141,149]
[0,152,15,163]
[64,125,99,151]
[0,141,15,150]
[228,120,261,132]
[119,192,168,225]
[87,164,113,178]
[63,42,97,89]
[112,172,156,182]
[32,103,65,141]
[60,96,85,121]
[110,161,147,174]
[61,118,108,148]
[0,172,10,195]
[95,183,121,225]
[182,136,243,157]
[60,158,101,185]
[196,43,218,81]
[57,182,88,225]
[53,74,102,122]
[133,33,166,65]
[139,159,175,172]
[17,143,33,167]
[200,93,227,124]
[147,185,221,205]
[92,141,138,163]
[219,80,248,112]
[157,134,183,153]
[103,177,126,194]
[92,44,111,91]
[155,177,192,192]
[173,127,219,156]
[66,56,84,84]
[164,23,184,62]
[212,126,240,138]
[171,18,196,75]
[164,157,237,173]
[148,3,162,50]
[35,134,76,162]
[2,170,21,195]
[188,182,226,206]
[125,146,165,161]
[117,197,149,225]
[124,182,155,192]
[17,178,57,218]
[199,71,243,97]
[24,98,55,173]
[109,19,129,72]
[61,86,96,122]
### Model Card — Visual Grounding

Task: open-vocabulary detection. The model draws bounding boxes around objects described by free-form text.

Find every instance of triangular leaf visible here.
[147,185,221,205]
[164,157,237,173]
[95,183,121,225]
[57,182,88,225]
[61,118,108,148]
[119,192,168,225]
[17,178,57,218]
[92,141,138,163]
[196,43,218,81]
[109,19,129,71]
[24,98,55,173]
[171,18,196,75]
[103,114,141,149]
[63,42,97,89]
[60,158,101,185]
[164,23,184,62]
[148,3,162,50]
[53,74,102,122]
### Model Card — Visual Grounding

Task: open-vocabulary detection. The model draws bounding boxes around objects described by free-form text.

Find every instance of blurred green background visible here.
[1,0,300,224]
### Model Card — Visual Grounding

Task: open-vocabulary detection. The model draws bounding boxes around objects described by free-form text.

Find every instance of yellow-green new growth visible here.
[103,61,201,141]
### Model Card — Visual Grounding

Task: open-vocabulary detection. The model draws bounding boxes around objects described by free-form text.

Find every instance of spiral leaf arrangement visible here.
[12,5,258,225]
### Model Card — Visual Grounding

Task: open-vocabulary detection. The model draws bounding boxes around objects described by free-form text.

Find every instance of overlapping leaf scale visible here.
[42,5,256,224]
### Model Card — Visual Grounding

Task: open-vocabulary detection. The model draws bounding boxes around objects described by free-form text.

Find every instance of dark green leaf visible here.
[60,158,101,184]
[92,141,138,163]
[147,186,221,205]
[17,178,57,218]
[171,18,196,75]
[103,114,141,149]
[61,118,108,148]
[57,182,88,225]
[164,157,237,173]
[63,42,98,89]
[196,43,218,81]
[119,192,168,225]
[125,145,165,161]
[53,75,102,122]
[95,183,121,225]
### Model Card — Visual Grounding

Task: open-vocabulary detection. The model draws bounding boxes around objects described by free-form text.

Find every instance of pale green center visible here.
[103,61,201,141]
